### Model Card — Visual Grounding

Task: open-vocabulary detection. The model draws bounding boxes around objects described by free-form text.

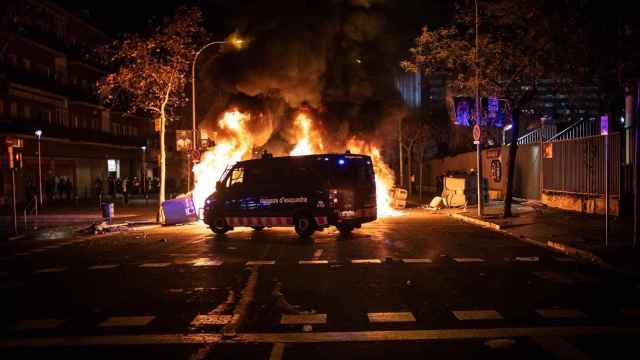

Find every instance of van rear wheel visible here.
[210,217,230,234]
[294,214,316,238]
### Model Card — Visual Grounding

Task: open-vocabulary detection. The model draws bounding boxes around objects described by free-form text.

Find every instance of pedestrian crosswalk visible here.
[6,305,637,333]
[0,254,613,278]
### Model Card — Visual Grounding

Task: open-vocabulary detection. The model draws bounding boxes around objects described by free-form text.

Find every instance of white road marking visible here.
[246,260,276,266]
[11,319,65,330]
[99,316,155,327]
[351,259,382,264]
[191,315,233,325]
[88,264,119,270]
[515,256,539,262]
[536,309,588,319]
[533,336,591,360]
[298,260,328,265]
[3,326,640,347]
[402,258,432,263]
[453,257,485,263]
[313,249,323,258]
[173,259,198,265]
[193,258,222,267]
[34,267,67,274]
[139,262,172,268]
[452,310,504,321]
[368,312,416,323]
[269,343,285,360]
[281,314,327,325]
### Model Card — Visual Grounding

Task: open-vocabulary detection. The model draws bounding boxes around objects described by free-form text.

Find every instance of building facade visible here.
[0,0,156,206]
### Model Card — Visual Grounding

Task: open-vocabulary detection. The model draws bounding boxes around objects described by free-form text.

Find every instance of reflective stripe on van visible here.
[224,216,329,227]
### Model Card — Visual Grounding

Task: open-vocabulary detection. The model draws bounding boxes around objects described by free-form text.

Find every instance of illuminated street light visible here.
[35,129,43,205]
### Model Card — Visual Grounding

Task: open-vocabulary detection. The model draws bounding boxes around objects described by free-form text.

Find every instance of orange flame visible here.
[290,113,324,156]
[192,109,253,210]
[345,137,400,217]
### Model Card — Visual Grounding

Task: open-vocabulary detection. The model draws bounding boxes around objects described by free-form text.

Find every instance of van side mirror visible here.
[215,181,224,192]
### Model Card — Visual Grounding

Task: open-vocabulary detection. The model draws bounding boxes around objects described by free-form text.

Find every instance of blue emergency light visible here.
[338,158,346,165]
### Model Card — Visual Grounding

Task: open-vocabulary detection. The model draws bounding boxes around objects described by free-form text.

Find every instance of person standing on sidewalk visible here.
[122,177,129,205]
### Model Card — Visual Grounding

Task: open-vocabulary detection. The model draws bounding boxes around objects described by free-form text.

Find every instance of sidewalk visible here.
[1,197,158,240]
[447,201,640,276]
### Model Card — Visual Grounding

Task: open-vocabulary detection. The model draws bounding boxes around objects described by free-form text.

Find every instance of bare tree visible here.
[97,7,207,221]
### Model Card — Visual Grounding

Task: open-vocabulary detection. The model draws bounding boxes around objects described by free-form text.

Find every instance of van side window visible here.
[229,167,244,187]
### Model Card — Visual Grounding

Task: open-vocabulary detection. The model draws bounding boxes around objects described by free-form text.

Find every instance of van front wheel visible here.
[211,217,230,234]
[294,215,316,238]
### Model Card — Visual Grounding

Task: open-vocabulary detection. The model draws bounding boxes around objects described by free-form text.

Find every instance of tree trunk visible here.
[503,106,520,218]
[157,111,166,223]
[156,78,173,223]
[407,146,412,196]
[419,154,424,201]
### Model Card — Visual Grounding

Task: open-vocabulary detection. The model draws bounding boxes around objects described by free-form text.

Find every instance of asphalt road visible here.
[1,209,639,359]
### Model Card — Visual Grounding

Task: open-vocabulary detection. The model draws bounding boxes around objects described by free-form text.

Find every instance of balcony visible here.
[0,116,147,148]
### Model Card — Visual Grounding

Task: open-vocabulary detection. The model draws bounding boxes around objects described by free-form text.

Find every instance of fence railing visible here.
[547,118,599,142]
[542,133,620,196]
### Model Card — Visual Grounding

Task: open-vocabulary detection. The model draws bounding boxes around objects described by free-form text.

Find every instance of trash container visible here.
[101,202,114,224]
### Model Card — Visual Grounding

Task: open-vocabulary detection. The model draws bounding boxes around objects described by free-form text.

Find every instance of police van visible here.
[202,152,377,237]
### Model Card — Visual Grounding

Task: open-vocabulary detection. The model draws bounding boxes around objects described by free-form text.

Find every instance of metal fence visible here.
[542,133,620,196]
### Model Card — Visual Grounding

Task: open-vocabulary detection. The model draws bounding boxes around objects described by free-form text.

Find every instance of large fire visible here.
[192,109,254,211]
[192,109,399,218]
[290,113,324,156]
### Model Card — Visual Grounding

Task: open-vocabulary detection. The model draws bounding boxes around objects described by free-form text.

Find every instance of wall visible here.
[514,143,540,200]
[423,146,508,200]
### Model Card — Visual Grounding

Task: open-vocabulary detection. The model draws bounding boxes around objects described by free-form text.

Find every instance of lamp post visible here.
[474,0,483,217]
[141,146,147,201]
[35,129,42,205]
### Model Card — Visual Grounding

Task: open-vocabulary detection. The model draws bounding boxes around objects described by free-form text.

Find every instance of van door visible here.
[223,165,249,217]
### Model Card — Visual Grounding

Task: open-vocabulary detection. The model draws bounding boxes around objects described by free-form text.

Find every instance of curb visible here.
[450,212,501,230]
[448,212,634,276]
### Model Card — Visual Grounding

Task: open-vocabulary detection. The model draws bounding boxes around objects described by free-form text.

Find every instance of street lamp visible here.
[191,35,246,153]
[35,129,42,205]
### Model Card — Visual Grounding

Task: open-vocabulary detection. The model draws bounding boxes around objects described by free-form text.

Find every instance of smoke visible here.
[199,0,409,152]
